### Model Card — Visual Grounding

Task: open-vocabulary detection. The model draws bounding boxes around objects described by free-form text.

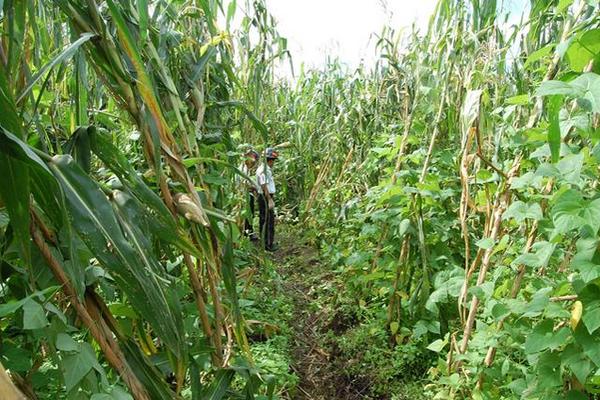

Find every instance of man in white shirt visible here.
[256,148,278,251]
[239,149,259,239]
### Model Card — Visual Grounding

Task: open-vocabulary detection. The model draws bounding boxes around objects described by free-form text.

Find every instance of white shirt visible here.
[256,163,276,194]
[238,163,260,192]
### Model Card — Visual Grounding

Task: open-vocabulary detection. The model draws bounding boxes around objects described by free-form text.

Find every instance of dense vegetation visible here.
[1,0,600,399]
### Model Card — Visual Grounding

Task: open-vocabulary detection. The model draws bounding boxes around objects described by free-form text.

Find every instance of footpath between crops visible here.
[269,226,372,400]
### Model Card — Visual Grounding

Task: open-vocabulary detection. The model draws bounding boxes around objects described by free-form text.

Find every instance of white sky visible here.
[223,0,531,77]
[263,0,439,75]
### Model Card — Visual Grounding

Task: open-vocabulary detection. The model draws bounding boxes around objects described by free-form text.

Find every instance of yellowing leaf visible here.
[571,301,583,330]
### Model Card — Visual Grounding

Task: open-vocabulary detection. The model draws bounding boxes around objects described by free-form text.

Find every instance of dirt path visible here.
[275,230,368,400]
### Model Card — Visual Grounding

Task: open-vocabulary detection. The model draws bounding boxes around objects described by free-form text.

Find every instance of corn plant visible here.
[0,0,287,398]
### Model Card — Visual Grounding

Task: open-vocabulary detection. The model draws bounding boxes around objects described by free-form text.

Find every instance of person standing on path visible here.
[256,148,279,251]
[239,149,260,239]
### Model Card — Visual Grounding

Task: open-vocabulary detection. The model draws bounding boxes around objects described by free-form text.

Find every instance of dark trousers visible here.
[244,192,256,235]
[258,194,275,250]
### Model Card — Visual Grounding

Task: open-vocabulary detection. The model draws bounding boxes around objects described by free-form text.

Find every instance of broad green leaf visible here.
[571,259,600,283]
[525,320,569,353]
[90,395,112,400]
[574,325,600,366]
[475,237,494,249]
[62,343,100,392]
[535,74,600,113]
[398,218,411,237]
[0,299,27,317]
[469,282,494,301]
[22,299,48,330]
[513,241,556,269]
[562,344,592,384]
[566,391,589,400]
[537,351,563,389]
[504,201,543,222]
[0,286,59,318]
[556,152,584,184]
[427,338,447,353]
[570,73,600,113]
[535,80,582,97]
[0,344,32,372]
[512,253,540,268]
[551,189,600,234]
[566,29,600,72]
[522,288,551,318]
[491,303,510,319]
[56,333,80,352]
[108,303,138,320]
[582,302,600,334]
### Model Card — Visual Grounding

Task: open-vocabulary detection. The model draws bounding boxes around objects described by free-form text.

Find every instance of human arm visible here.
[262,184,274,209]
[257,167,275,210]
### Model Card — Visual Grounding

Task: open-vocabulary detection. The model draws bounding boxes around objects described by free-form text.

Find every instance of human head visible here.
[244,149,259,168]
[265,147,278,166]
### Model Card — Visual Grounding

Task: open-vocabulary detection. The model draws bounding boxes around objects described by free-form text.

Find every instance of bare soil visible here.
[275,231,375,400]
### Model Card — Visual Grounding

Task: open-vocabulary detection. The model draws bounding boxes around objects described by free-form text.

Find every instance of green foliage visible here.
[0,0,290,398]
[2,0,600,398]
[255,1,600,399]
[331,322,432,398]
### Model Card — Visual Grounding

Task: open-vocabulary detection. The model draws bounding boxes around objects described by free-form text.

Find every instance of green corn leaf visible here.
[201,370,236,400]
[190,47,217,82]
[0,63,24,137]
[64,127,92,173]
[16,32,95,104]
[120,340,177,399]
[88,129,201,258]
[223,228,250,356]
[4,0,26,78]
[548,95,562,163]
[0,130,86,296]
[0,65,30,262]
[0,153,31,263]
[138,0,149,45]
[48,155,185,358]
[106,0,172,148]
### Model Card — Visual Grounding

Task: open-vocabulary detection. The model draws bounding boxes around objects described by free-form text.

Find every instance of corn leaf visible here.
[48,155,185,358]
